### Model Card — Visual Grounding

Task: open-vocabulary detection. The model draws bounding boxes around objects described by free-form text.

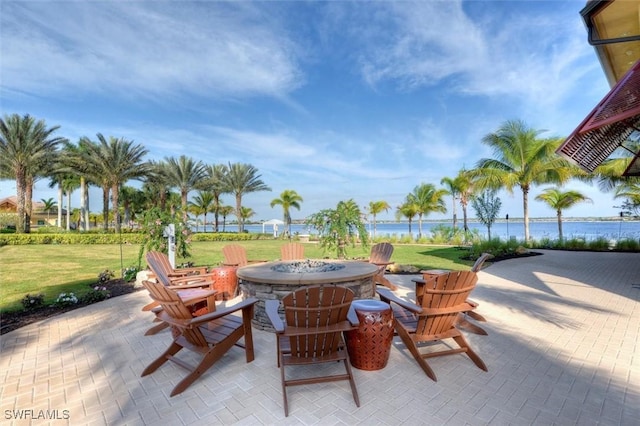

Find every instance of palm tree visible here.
[473,119,576,241]
[408,183,447,239]
[79,134,150,232]
[219,205,234,232]
[0,114,66,233]
[455,169,476,233]
[189,191,215,232]
[204,164,229,232]
[535,187,592,241]
[367,200,391,239]
[163,156,207,223]
[237,206,256,226]
[40,197,57,223]
[396,198,419,238]
[221,162,271,232]
[138,160,171,211]
[440,175,463,229]
[270,189,303,237]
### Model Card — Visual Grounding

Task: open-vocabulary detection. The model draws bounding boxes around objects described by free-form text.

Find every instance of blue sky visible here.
[0,0,620,222]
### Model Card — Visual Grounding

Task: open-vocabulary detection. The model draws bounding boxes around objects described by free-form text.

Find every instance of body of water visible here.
[199,220,640,242]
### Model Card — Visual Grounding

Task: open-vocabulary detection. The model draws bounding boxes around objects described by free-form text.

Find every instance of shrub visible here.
[21,293,45,311]
[123,266,139,282]
[55,293,78,307]
[97,269,115,284]
[81,286,111,304]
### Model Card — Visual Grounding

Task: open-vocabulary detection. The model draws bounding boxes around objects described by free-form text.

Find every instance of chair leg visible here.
[375,273,398,291]
[455,314,488,336]
[170,338,238,397]
[144,321,169,336]
[142,341,182,376]
[280,358,289,416]
[343,357,360,407]
[396,325,437,381]
[452,335,488,372]
[466,311,487,322]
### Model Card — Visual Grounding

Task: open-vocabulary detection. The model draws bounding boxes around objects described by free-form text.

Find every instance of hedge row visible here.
[0,232,269,246]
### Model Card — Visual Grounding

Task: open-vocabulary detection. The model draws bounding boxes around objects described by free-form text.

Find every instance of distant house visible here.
[0,196,66,227]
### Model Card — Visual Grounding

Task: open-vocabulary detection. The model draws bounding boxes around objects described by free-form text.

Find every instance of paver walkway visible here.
[1,250,639,425]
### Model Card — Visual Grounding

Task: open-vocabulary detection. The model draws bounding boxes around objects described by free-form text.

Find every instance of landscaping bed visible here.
[0,279,142,335]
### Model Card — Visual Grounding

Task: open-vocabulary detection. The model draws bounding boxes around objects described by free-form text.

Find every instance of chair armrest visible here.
[283,320,357,337]
[167,281,213,290]
[167,266,208,277]
[377,288,423,314]
[175,288,217,304]
[265,299,285,333]
[347,305,359,327]
[372,261,394,267]
[189,297,258,325]
[421,302,476,316]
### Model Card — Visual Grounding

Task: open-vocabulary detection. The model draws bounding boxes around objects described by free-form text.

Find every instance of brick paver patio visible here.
[1,249,639,425]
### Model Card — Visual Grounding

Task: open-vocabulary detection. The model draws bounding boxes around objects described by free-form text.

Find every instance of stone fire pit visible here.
[237,259,378,331]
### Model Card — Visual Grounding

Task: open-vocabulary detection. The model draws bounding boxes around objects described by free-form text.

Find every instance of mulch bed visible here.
[0,279,144,335]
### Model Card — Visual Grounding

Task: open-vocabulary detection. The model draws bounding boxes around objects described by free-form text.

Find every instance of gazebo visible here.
[262,219,284,237]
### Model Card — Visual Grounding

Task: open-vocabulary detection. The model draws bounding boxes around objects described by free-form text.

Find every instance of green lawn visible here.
[0,241,476,313]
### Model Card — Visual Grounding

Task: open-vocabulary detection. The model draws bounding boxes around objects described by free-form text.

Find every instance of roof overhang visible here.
[581,0,640,85]
[555,1,640,176]
[556,59,640,175]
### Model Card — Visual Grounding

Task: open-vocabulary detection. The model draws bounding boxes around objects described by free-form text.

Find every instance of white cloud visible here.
[1,2,304,100]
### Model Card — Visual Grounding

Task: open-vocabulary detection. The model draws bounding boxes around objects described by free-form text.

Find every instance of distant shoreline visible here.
[282,217,639,225]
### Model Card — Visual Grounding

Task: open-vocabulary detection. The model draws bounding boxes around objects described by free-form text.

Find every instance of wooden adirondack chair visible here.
[369,242,397,290]
[141,281,257,397]
[378,270,488,381]
[144,251,217,335]
[280,242,305,260]
[146,250,209,278]
[265,286,360,416]
[414,252,492,335]
[222,244,267,267]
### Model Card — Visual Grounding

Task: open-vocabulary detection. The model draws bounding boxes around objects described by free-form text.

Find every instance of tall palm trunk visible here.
[66,191,71,231]
[84,187,90,230]
[25,178,33,233]
[112,185,121,233]
[236,195,242,232]
[57,185,63,228]
[102,187,110,231]
[80,177,87,231]
[557,210,564,241]
[522,186,530,241]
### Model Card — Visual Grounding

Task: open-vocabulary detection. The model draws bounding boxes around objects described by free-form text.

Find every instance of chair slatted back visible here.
[416,271,477,336]
[146,251,173,286]
[369,243,394,265]
[222,244,249,267]
[142,281,208,347]
[282,286,354,358]
[280,242,305,261]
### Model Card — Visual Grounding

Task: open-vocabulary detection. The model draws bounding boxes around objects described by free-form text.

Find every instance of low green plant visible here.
[122,266,139,282]
[21,293,45,311]
[54,292,78,307]
[97,269,115,284]
[615,238,640,251]
[81,286,111,304]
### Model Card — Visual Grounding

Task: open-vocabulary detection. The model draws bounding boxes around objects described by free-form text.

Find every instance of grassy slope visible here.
[0,241,474,312]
